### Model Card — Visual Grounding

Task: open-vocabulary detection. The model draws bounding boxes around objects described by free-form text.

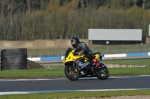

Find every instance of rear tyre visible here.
[95,63,109,80]
[64,65,79,81]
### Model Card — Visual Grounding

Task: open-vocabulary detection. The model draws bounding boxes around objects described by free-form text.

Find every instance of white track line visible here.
[0,88,150,95]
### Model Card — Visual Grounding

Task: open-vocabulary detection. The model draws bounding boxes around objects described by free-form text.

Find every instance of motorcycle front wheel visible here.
[64,65,79,81]
[95,63,109,80]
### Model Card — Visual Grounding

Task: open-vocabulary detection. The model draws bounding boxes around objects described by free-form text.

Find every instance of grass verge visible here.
[103,58,150,65]
[0,67,150,79]
[0,90,150,99]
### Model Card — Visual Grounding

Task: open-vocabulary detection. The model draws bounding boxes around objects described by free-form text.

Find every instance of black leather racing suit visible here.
[73,42,95,60]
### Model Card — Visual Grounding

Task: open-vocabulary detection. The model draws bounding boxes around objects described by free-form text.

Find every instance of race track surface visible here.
[0,75,150,95]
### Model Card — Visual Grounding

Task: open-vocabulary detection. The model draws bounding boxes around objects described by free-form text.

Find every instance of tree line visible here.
[0,0,150,40]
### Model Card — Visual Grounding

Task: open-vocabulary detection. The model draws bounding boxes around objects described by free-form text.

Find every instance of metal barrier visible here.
[27,52,150,63]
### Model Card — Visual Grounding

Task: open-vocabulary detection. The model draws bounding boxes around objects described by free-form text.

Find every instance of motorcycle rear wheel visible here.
[95,64,109,80]
[64,65,79,81]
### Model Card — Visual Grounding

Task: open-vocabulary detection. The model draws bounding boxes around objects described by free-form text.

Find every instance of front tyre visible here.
[64,65,79,81]
[95,64,109,80]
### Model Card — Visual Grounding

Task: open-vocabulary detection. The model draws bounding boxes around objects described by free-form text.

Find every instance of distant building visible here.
[88,29,144,45]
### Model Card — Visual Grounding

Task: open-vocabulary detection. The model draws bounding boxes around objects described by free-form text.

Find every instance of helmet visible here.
[71,36,80,48]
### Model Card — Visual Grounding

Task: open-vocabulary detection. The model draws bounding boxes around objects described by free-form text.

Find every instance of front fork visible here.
[71,63,79,73]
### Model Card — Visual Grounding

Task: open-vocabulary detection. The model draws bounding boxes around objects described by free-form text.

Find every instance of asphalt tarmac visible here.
[0,75,150,95]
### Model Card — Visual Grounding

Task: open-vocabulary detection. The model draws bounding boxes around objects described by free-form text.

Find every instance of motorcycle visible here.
[63,48,109,81]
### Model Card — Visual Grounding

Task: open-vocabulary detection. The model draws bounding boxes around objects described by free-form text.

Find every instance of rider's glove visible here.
[76,52,81,55]
[73,52,78,55]
[77,51,82,55]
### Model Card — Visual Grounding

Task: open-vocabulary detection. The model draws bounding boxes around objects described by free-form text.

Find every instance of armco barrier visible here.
[126,52,149,57]
[27,52,150,62]
[27,56,63,62]
[104,52,150,59]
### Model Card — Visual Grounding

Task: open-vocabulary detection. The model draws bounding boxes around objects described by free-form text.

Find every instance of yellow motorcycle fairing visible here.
[63,49,101,64]
[63,50,87,64]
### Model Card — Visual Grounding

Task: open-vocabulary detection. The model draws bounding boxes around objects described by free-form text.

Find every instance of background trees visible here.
[0,0,150,40]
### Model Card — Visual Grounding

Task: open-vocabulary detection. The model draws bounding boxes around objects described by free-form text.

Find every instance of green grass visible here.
[0,90,150,99]
[0,69,64,79]
[0,67,150,79]
[103,58,150,65]
[109,67,150,76]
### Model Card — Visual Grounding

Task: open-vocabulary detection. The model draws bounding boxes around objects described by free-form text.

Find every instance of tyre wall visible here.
[1,48,27,70]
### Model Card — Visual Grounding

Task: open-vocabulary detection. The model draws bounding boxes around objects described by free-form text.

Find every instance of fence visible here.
[0,40,150,57]
[26,43,150,57]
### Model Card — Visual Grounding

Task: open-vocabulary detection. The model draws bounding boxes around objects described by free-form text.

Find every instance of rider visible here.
[71,36,100,67]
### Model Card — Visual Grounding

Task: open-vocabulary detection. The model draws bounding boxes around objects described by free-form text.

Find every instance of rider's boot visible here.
[92,58,100,67]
